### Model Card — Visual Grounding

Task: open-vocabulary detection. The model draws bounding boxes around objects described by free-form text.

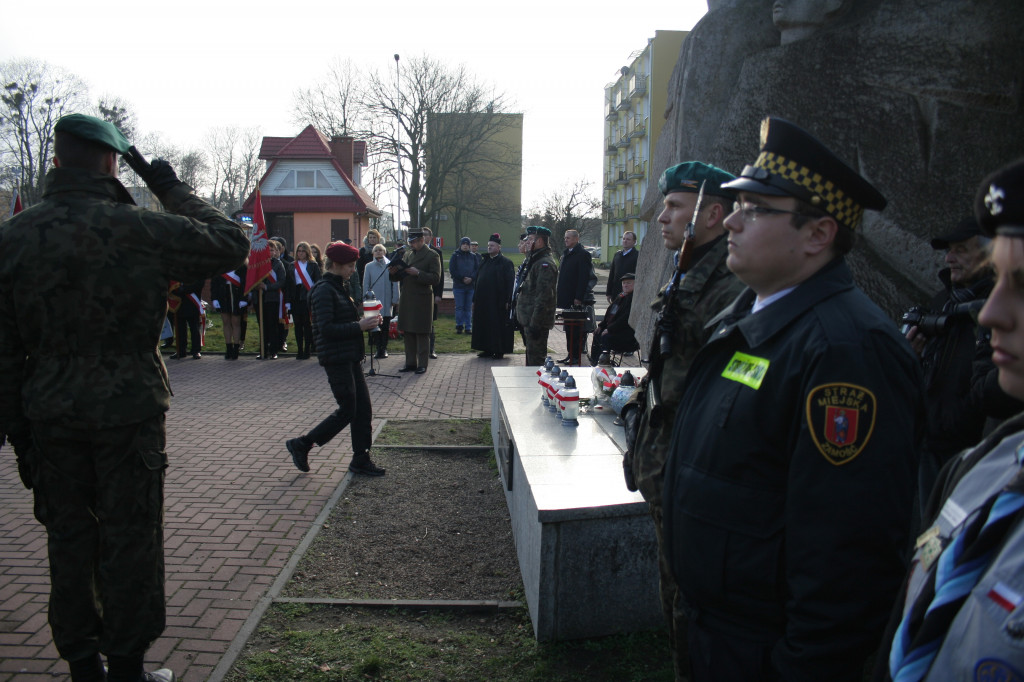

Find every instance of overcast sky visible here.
[2,0,707,211]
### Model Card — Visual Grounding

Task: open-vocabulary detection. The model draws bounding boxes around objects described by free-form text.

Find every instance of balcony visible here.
[628,160,646,180]
[628,75,647,99]
[616,134,629,148]
[615,171,628,185]
[629,118,647,139]
[605,103,617,121]
[626,201,641,218]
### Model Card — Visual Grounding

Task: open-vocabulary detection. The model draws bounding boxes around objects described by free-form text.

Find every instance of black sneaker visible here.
[286,438,311,472]
[350,458,386,476]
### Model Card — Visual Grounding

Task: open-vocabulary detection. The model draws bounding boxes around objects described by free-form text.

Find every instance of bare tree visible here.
[527,179,602,254]
[359,55,513,232]
[0,59,88,206]
[204,125,262,214]
[292,57,363,138]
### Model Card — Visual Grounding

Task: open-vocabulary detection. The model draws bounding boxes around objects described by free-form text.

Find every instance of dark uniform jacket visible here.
[0,167,249,433]
[556,245,592,308]
[391,245,441,334]
[449,249,481,290]
[515,246,558,331]
[597,292,637,351]
[607,247,639,300]
[663,257,923,681]
[629,235,745,506]
[310,273,364,365]
[210,267,248,315]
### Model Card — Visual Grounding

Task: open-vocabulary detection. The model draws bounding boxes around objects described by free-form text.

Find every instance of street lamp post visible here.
[394,53,403,242]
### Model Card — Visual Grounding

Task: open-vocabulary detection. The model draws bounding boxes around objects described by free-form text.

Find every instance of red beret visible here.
[325,241,359,265]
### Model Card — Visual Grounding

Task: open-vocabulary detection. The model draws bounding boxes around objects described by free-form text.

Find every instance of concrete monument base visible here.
[491,366,660,641]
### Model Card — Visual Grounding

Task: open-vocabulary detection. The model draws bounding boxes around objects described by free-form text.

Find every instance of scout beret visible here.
[976,158,1024,238]
[533,226,552,237]
[659,161,737,198]
[722,117,887,232]
[325,241,359,265]
[54,113,131,154]
[931,217,982,250]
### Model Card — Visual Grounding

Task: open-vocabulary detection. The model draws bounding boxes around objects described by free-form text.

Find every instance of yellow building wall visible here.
[649,30,687,158]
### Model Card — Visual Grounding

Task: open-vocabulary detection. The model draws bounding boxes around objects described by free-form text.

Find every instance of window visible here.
[297,170,315,188]
[275,169,336,191]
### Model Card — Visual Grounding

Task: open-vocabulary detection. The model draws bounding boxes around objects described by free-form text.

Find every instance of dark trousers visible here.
[30,415,167,663]
[293,299,312,356]
[175,308,200,355]
[404,332,430,369]
[369,316,391,355]
[305,362,372,456]
[687,619,780,682]
[257,299,281,357]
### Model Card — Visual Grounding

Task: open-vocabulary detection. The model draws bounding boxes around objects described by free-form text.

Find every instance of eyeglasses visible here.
[732,201,807,223]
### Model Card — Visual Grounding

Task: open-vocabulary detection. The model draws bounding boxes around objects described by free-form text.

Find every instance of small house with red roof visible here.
[241,125,380,252]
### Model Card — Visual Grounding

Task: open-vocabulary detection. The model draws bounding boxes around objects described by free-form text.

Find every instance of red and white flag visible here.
[987,581,1023,613]
[244,189,272,295]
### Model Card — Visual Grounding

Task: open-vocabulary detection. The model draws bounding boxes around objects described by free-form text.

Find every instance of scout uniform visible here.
[514,226,558,366]
[662,118,923,681]
[880,159,1024,682]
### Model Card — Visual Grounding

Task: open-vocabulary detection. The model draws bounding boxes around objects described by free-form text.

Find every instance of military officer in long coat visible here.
[390,230,441,374]
[514,226,558,366]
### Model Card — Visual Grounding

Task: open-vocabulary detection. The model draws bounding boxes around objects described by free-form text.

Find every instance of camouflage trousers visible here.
[29,414,167,662]
[522,327,550,367]
[650,503,690,681]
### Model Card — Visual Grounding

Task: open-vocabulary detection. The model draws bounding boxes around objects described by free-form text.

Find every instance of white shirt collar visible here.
[751,286,797,314]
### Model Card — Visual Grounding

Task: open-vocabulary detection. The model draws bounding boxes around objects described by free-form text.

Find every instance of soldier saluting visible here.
[0,114,249,682]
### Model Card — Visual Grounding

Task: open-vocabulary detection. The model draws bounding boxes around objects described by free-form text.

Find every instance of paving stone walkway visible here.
[0,345,537,681]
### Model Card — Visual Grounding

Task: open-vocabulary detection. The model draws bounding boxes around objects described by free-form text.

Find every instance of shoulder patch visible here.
[805,383,876,466]
[974,659,1024,682]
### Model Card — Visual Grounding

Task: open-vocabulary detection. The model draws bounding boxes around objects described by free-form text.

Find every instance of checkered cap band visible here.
[757,151,865,230]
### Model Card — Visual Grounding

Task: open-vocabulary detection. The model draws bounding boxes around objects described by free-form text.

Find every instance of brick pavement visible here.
[0,343,548,681]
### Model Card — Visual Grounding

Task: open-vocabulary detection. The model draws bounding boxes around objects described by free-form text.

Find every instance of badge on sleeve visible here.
[805,383,876,465]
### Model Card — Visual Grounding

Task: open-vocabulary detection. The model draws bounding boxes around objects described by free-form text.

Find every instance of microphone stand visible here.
[364,259,400,379]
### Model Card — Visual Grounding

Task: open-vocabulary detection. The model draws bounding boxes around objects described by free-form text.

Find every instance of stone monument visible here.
[631,0,1024,351]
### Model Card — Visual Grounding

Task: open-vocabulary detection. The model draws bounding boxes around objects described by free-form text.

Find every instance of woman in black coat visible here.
[471,234,515,359]
[285,241,386,477]
[289,241,322,359]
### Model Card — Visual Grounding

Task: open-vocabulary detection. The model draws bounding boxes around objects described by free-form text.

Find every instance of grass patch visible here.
[227,603,674,682]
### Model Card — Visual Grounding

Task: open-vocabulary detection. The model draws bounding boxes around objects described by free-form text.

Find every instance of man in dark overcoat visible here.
[390,230,441,374]
[556,228,592,364]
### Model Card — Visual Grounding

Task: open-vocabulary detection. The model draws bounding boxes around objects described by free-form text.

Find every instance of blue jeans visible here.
[454,287,474,330]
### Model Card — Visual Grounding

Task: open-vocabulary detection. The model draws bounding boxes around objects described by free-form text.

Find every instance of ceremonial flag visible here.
[10,191,22,217]
[244,189,272,294]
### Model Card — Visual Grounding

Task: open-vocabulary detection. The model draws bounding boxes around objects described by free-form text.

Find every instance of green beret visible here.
[659,161,736,198]
[534,226,552,237]
[54,114,131,154]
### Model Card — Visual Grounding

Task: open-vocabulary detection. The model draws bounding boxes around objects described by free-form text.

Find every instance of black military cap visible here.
[722,117,887,231]
[54,113,131,154]
[931,217,982,250]
[407,230,424,241]
[620,272,636,281]
[659,161,736,198]
[976,158,1024,238]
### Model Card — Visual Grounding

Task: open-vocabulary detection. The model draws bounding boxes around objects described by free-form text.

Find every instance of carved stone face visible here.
[772,0,843,43]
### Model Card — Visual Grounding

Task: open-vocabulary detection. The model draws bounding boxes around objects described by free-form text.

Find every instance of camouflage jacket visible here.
[631,236,745,505]
[0,167,249,434]
[514,246,558,331]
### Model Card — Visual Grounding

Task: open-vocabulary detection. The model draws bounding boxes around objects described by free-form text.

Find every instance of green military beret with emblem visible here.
[659,161,737,199]
[54,113,131,154]
[722,117,887,232]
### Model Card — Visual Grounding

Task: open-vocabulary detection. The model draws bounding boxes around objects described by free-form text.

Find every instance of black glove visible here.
[7,432,34,490]
[123,146,181,194]
[621,402,641,454]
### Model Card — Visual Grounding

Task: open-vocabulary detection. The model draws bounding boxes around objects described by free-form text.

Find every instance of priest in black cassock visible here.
[471,233,515,359]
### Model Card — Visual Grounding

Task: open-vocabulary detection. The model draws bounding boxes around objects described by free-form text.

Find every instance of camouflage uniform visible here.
[0,167,249,663]
[514,245,558,366]
[625,235,744,678]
